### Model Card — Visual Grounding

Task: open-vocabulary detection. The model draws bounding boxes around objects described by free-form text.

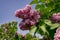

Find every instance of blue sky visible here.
[0,0,33,24]
[0,0,34,35]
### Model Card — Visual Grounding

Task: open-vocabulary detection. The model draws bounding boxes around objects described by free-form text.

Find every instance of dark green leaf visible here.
[39,25,49,35]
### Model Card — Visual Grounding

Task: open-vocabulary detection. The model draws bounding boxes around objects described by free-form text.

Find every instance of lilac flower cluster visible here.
[51,13,60,23]
[15,4,40,30]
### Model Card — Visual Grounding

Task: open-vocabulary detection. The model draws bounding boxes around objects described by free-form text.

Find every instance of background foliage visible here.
[0,21,40,40]
[30,0,60,40]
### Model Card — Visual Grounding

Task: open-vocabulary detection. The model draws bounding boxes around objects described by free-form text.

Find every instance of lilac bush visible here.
[1,0,60,40]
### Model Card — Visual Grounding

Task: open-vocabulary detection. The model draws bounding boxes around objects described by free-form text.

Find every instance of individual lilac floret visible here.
[51,13,60,23]
[54,27,60,40]
[23,4,31,13]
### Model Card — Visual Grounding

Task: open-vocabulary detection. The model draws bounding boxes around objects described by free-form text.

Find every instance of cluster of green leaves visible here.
[0,21,41,40]
[0,21,21,40]
[30,0,60,40]
[24,33,39,40]
[30,0,60,19]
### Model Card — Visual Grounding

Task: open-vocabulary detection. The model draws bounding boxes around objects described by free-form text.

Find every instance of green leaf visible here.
[38,4,49,13]
[39,25,49,35]
[39,0,50,3]
[35,4,41,9]
[30,26,37,33]
[44,19,60,29]
[50,23,60,29]
[30,0,38,5]
[44,19,52,26]
[25,33,32,40]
